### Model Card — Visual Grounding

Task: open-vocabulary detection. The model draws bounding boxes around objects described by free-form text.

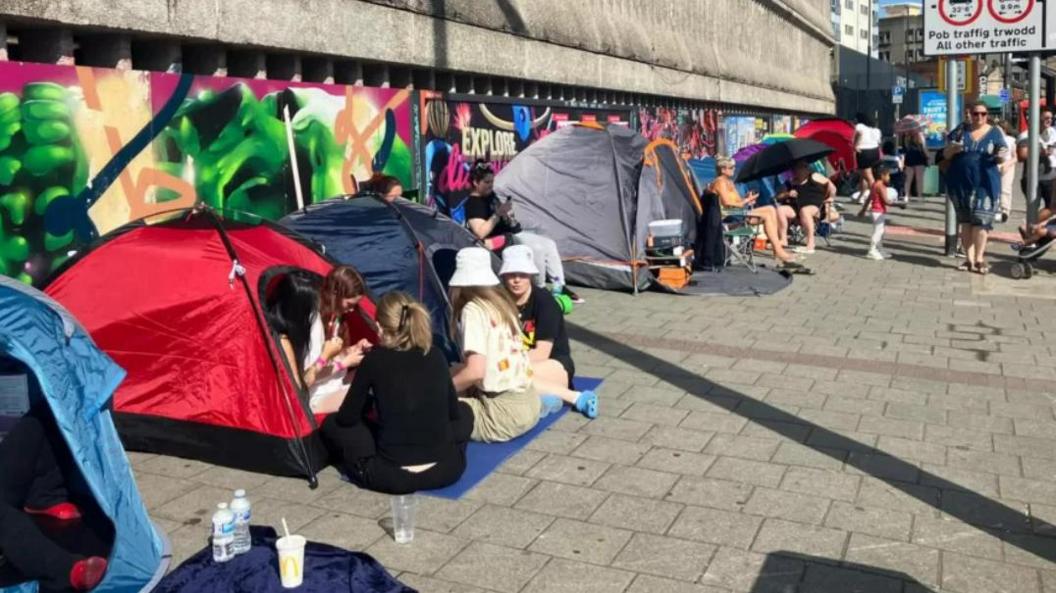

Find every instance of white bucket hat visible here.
[499,245,539,276]
[448,247,500,287]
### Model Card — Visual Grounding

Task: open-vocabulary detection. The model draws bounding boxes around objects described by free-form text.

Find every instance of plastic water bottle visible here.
[230,489,252,555]
[211,503,235,563]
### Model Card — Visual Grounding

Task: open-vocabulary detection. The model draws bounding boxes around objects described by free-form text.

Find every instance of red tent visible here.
[795,118,857,172]
[45,208,374,485]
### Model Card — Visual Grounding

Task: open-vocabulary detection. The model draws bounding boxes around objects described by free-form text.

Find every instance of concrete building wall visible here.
[0,0,835,114]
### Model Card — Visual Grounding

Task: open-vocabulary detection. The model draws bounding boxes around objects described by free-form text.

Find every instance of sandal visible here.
[975,262,990,275]
[574,391,599,419]
[956,261,972,272]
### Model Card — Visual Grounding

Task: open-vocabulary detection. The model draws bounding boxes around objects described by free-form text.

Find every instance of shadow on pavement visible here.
[748,551,937,592]
[567,324,1056,564]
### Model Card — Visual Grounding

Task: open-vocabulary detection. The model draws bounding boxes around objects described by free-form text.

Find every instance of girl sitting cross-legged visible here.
[321,292,471,495]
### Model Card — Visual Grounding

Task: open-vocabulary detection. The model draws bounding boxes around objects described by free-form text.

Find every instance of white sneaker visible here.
[866,250,885,260]
[881,251,893,259]
[794,246,816,255]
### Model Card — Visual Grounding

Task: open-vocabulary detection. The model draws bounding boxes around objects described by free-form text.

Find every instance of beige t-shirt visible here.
[460,300,532,395]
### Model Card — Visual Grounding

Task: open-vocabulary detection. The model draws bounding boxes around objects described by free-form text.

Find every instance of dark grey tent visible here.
[494,124,701,292]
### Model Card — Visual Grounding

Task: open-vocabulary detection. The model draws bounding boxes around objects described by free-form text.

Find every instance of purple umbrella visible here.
[732,143,767,163]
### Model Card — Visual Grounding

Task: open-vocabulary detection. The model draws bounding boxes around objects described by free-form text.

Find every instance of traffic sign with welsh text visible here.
[925,0,1056,56]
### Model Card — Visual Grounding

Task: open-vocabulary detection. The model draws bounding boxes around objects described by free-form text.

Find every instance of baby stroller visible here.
[1010,237,1055,279]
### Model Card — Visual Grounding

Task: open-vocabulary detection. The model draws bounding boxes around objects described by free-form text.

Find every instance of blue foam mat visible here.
[423,376,603,500]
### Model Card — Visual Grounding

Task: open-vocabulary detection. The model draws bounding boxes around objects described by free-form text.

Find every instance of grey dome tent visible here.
[494,124,701,292]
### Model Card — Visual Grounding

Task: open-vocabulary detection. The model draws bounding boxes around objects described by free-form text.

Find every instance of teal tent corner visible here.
[0,276,171,593]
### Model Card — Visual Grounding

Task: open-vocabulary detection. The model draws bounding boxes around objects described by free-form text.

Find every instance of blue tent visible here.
[281,196,495,361]
[0,277,170,593]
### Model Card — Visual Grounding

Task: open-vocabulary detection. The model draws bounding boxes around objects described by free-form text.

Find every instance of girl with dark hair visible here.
[322,292,469,494]
[266,270,370,414]
[464,160,584,304]
[854,112,882,201]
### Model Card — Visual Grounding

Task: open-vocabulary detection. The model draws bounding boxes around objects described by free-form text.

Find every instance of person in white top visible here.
[448,248,598,443]
[1016,108,1056,218]
[854,113,883,201]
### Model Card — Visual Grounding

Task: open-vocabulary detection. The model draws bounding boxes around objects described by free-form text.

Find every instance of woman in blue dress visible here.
[944,101,1008,275]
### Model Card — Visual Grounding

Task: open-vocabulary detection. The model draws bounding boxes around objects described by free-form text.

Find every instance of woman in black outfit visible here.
[901,130,928,201]
[1,413,108,591]
[777,160,837,255]
[322,292,471,494]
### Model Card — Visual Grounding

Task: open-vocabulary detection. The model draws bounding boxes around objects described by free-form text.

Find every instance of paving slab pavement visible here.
[132,198,1056,592]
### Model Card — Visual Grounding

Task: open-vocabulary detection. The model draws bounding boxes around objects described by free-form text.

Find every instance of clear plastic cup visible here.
[276,535,306,588]
[390,494,418,544]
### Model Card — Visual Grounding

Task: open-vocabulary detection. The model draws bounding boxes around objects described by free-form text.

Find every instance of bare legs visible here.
[776,205,796,246]
[532,374,581,405]
[858,168,875,202]
[973,228,990,272]
[904,165,925,201]
[748,207,794,262]
[799,205,820,251]
[958,224,990,272]
[531,359,569,391]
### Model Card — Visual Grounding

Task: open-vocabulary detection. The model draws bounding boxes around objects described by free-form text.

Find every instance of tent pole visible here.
[284,104,306,211]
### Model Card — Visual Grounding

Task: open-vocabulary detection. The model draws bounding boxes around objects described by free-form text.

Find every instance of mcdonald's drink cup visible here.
[276,535,306,588]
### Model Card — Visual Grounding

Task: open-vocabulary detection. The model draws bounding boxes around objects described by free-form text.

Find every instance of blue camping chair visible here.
[0,277,170,593]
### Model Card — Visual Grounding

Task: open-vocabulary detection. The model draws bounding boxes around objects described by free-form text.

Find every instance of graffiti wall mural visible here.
[0,61,413,285]
[420,92,631,222]
[638,107,720,159]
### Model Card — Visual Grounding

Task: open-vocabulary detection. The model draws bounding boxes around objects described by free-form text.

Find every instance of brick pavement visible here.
[131,198,1056,592]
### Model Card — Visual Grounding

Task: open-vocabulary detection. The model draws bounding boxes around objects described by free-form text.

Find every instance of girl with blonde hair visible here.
[449,248,597,444]
[321,291,469,494]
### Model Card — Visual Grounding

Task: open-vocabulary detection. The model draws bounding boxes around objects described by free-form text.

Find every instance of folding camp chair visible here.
[721,208,760,273]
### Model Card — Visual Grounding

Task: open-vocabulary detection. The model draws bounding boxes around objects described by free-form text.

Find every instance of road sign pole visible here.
[1028,54,1042,227]
[945,58,959,257]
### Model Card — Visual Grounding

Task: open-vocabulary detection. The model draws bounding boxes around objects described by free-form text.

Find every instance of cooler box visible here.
[648,219,683,250]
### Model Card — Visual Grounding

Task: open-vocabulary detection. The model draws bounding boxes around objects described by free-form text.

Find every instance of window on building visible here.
[860,3,869,14]
[861,28,869,39]
[845,0,854,9]
[906,50,914,62]
[845,24,854,35]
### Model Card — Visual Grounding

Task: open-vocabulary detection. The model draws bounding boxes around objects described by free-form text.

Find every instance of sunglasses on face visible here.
[971,112,988,117]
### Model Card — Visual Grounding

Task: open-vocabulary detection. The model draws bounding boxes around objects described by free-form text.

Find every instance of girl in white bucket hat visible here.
[448,247,546,442]
[500,245,597,419]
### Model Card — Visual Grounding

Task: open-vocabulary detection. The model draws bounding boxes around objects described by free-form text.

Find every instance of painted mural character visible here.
[0,82,87,285]
[463,160,583,304]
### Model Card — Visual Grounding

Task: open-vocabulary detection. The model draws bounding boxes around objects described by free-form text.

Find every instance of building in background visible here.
[832,0,879,58]
[878,2,923,64]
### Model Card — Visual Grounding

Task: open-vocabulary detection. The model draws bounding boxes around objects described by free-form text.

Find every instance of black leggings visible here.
[0,414,78,590]
[322,403,474,495]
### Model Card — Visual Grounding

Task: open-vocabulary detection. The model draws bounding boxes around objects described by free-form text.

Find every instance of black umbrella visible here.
[734,138,834,183]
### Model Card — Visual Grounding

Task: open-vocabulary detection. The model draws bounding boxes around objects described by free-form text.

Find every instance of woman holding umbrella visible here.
[776,160,837,255]
[737,139,836,256]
